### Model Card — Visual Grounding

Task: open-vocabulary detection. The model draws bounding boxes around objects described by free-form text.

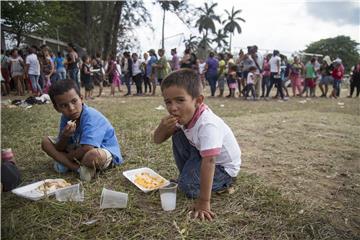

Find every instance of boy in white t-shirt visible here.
[154,69,241,221]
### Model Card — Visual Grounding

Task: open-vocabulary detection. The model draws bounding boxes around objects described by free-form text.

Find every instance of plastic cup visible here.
[55,183,84,202]
[100,188,128,209]
[159,182,177,211]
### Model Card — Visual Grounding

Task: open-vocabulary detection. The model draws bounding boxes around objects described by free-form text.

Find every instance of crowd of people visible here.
[1,43,360,100]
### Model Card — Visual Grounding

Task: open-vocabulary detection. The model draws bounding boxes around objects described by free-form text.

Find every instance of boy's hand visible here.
[62,120,76,137]
[160,115,178,132]
[191,199,215,221]
[153,115,178,144]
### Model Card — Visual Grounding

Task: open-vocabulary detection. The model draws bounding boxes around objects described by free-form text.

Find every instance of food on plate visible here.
[134,172,166,189]
[37,179,71,193]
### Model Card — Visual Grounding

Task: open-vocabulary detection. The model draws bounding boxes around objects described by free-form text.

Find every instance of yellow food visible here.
[37,179,71,193]
[134,172,165,189]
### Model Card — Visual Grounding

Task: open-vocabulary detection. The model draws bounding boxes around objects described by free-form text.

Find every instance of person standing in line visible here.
[123,52,133,96]
[204,52,219,97]
[236,50,245,96]
[330,59,344,98]
[66,43,80,90]
[302,58,316,97]
[142,52,152,94]
[1,49,11,95]
[250,46,263,99]
[25,46,42,96]
[81,55,94,100]
[318,56,333,98]
[55,51,66,80]
[288,56,304,97]
[148,49,158,96]
[265,50,287,100]
[9,49,25,96]
[348,60,360,98]
[92,53,105,97]
[132,53,143,96]
[261,54,271,98]
[170,48,180,71]
[198,58,206,90]
[153,49,168,86]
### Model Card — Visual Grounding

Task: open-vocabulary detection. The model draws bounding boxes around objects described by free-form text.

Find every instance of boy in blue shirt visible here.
[41,80,123,181]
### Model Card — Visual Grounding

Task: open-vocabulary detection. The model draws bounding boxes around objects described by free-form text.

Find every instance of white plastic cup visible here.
[159,182,177,211]
[55,183,84,202]
[100,188,128,209]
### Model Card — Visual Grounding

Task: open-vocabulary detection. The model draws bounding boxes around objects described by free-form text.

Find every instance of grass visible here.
[1,88,359,239]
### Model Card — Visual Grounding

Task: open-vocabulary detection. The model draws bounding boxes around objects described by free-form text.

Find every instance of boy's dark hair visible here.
[49,80,81,105]
[161,69,202,98]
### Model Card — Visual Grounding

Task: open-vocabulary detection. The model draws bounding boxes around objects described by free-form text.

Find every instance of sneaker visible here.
[79,166,96,182]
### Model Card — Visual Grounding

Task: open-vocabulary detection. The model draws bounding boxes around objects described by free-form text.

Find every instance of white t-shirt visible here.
[269,55,281,73]
[198,62,206,74]
[247,72,255,84]
[116,64,122,75]
[179,104,241,177]
[132,59,142,76]
[26,53,40,75]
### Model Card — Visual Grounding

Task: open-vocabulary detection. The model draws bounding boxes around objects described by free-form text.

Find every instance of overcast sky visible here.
[135,0,360,57]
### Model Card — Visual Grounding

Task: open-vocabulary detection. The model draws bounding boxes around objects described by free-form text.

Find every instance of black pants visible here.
[158,78,163,86]
[266,73,284,99]
[350,79,360,97]
[143,76,151,93]
[243,83,255,98]
[133,73,143,94]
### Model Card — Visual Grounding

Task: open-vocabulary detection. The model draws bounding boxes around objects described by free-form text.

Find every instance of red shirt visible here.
[332,65,344,80]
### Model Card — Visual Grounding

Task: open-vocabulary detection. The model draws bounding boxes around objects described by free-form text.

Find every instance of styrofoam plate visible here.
[123,167,169,193]
[11,179,68,201]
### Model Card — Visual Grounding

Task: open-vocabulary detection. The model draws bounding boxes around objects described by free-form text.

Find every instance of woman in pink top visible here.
[288,56,304,97]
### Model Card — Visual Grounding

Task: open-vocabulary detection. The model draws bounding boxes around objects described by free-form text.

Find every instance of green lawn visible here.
[1,90,359,240]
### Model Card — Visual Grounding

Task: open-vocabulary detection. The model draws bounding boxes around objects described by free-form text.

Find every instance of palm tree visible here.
[158,0,190,50]
[183,34,199,53]
[222,6,245,53]
[212,29,228,52]
[195,2,221,53]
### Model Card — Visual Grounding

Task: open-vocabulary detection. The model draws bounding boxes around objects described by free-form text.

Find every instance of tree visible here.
[212,29,228,52]
[1,1,49,47]
[222,6,245,53]
[195,2,220,54]
[303,35,359,72]
[183,34,199,53]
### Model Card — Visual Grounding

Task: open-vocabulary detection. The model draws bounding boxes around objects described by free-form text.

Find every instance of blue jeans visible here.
[172,130,233,198]
[124,74,131,94]
[206,73,217,96]
[68,68,80,90]
[57,68,66,80]
[29,74,42,93]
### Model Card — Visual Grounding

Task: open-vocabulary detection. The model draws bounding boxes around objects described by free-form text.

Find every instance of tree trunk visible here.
[162,7,165,49]
[102,2,115,58]
[229,33,232,53]
[109,1,124,56]
[84,1,92,55]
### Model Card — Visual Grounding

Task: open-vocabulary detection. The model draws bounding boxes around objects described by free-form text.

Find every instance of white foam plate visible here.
[11,178,69,201]
[123,167,169,193]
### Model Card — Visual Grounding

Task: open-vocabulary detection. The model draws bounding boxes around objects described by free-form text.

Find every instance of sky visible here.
[134,0,360,57]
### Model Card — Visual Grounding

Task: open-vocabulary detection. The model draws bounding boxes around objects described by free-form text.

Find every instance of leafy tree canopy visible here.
[303,35,359,72]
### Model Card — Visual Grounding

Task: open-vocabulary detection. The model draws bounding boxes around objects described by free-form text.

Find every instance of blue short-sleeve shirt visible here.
[58,104,123,165]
